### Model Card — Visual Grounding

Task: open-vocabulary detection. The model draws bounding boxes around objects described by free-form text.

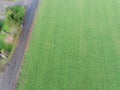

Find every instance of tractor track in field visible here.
[0,0,40,90]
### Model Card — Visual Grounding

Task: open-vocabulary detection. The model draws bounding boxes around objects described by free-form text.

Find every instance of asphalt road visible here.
[0,0,39,90]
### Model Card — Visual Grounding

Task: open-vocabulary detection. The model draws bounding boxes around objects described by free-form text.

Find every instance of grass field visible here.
[17,0,120,90]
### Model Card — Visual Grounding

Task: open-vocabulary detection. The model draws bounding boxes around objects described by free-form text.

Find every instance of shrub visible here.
[6,6,26,29]
[0,40,13,52]
[0,21,5,32]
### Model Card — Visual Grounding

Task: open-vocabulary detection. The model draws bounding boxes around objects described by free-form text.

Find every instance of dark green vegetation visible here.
[6,6,26,30]
[0,21,4,31]
[0,6,26,59]
[18,0,120,90]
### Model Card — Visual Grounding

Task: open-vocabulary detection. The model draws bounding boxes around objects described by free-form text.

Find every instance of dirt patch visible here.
[5,35,14,44]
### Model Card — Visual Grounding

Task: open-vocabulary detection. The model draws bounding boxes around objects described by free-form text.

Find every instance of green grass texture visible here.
[18,0,120,90]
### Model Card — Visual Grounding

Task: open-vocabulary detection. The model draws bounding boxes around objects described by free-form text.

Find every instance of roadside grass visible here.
[0,29,13,52]
[18,0,120,90]
[0,34,5,40]
[0,6,26,69]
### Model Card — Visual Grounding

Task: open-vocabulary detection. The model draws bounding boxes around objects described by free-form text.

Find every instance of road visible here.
[0,0,39,90]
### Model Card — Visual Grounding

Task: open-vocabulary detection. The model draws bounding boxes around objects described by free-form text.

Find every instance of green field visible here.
[18,0,120,90]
